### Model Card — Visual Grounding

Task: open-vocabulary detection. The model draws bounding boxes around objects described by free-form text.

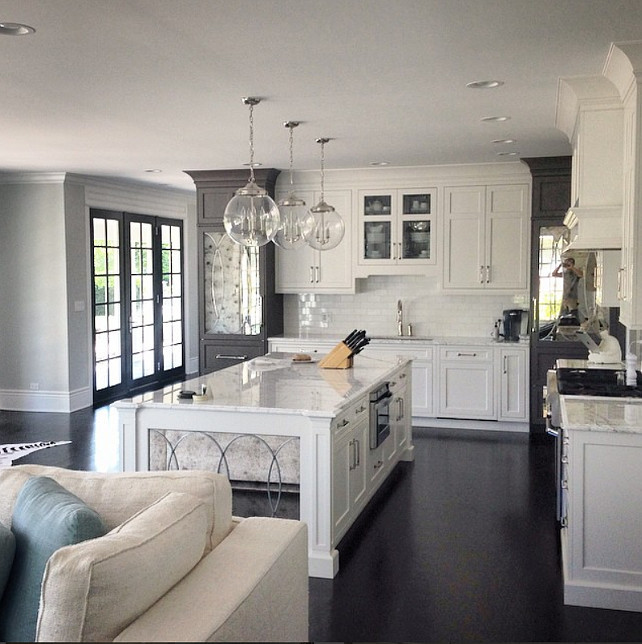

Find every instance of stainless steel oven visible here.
[369,382,392,449]
[545,369,568,525]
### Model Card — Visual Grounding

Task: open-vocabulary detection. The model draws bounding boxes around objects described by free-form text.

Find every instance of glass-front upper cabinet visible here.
[359,189,436,267]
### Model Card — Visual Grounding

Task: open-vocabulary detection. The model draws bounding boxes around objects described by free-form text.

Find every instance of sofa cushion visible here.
[0,521,16,602]
[36,490,208,643]
[0,476,107,643]
[1,465,231,552]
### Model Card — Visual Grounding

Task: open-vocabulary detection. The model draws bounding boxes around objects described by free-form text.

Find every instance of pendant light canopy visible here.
[274,121,313,250]
[306,138,345,251]
[224,97,281,248]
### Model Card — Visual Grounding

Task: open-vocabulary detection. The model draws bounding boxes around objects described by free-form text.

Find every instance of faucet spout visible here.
[397,299,403,336]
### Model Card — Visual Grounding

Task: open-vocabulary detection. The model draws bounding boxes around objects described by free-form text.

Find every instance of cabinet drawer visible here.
[201,342,264,374]
[366,343,433,360]
[439,346,492,362]
[268,340,335,355]
[333,396,369,441]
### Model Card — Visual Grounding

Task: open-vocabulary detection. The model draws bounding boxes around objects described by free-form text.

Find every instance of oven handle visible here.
[545,414,559,438]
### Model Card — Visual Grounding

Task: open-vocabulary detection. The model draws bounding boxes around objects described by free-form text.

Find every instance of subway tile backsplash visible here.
[284,275,529,339]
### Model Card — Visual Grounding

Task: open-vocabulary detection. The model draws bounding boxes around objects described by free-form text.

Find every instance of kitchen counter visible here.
[115,352,407,418]
[113,354,413,579]
[270,334,529,347]
[561,396,642,434]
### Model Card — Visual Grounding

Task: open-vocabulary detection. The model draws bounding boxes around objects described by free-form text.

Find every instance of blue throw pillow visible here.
[0,521,16,602]
[0,476,107,643]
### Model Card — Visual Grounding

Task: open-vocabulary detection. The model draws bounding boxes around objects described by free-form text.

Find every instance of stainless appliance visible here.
[502,309,524,342]
[369,382,392,449]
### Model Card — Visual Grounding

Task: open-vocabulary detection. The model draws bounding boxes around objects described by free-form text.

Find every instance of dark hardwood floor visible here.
[2,408,642,642]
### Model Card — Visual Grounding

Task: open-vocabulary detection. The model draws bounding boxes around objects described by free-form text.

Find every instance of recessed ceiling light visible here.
[491,139,517,144]
[369,161,390,166]
[481,116,511,123]
[496,151,519,157]
[466,80,504,89]
[0,22,36,36]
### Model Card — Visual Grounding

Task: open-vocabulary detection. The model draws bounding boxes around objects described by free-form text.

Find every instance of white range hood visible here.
[555,76,623,249]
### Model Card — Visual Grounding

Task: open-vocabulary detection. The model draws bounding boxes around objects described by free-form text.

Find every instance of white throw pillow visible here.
[36,491,208,642]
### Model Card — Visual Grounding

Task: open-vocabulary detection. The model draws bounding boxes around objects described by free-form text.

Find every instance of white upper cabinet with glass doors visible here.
[357,188,437,275]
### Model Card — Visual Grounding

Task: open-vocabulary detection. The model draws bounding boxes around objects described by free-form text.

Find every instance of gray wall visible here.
[0,174,198,412]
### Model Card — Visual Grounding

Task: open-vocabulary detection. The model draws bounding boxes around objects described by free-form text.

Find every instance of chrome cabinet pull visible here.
[456,352,477,357]
[349,439,355,470]
[479,265,485,283]
[355,438,360,467]
[309,266,314,283]
[503,355,508,374]
[356,404,367,414]
[315,266,320,283]
[215,354,247,360]
[338,418,349,428]
[486,265,490,283]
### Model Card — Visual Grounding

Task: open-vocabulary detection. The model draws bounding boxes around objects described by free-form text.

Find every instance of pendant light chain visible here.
[248,101,256,183]
[319,138,326,202]
[288,124,295,187]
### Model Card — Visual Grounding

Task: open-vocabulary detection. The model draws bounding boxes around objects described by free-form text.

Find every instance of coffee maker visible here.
[502,309,524,342]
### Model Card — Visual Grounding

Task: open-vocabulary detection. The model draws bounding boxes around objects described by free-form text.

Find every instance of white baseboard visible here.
[413,416,530,433]
[0,386,92,413]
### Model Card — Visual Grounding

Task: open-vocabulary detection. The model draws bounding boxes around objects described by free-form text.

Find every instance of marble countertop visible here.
[113,353,409,418]
[561,395,642,434]
[270,334,529,347]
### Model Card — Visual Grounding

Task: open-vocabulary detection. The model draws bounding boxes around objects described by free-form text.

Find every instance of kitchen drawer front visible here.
[439,346,492,362]
[201,342,265,374]
[333,395,369,442]
[365,343,433,361]
[268,339,335,355]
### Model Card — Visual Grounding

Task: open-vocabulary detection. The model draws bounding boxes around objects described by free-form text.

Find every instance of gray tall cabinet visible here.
[185,169,283,374]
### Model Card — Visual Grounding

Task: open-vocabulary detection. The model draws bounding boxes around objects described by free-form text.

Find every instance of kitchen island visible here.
[113,352,413,578]
[559,387,642,612]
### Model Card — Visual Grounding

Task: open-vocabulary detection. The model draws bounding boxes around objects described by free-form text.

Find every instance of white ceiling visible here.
[2,0,642,192]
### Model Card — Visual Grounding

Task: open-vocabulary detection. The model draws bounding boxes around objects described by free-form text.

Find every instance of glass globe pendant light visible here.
[274,121,313,250]
[306,138,345,251]
[223,97,281,247]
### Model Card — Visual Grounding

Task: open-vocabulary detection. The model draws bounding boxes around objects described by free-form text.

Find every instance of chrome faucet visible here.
[397,299,403,336]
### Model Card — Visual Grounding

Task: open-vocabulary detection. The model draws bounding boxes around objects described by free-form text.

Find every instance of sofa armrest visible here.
[113,517,309,643]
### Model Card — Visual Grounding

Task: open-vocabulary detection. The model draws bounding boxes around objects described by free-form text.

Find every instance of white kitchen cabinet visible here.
[497,346,528,422]
[443,184,529,291]
[357,188,437,275]
[365,342,434,418]
[438,346,495,419]
[563,426,642,611]
[275,189,354,294]
[332,396,369,542]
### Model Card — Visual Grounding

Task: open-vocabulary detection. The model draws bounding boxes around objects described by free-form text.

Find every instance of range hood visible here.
[556,76,623,249]
[563,204,622,249]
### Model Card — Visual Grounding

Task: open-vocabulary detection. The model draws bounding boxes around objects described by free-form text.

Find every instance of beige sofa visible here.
[0,465,309,642]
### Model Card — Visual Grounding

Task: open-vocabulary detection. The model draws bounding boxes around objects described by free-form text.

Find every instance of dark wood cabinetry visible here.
[185,169,283,374]
[523,157,587,431]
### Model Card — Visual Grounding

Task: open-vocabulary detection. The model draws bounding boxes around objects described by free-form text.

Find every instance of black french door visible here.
[90,209,185,405]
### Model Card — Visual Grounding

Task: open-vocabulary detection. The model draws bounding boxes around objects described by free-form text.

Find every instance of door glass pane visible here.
[161,223,183,370]
[203,230,260,335]
[364,221,391,259]
[403,220,431,259]
[92,216,122,392]
[537,226,568,337]
[363,195,391,215]
[402,193,431,215]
